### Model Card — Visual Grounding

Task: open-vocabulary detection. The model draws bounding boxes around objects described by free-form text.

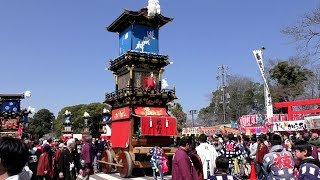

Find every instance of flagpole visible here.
[261,47,267,115]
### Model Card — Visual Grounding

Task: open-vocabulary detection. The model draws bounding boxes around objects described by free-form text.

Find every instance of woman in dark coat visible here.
[58,139,82,180]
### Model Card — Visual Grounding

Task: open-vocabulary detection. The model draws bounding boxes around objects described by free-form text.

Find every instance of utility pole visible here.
[217,64,228,122]
[189,110,197,127]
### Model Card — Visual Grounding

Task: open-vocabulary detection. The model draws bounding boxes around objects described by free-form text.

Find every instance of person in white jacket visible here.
[195,134,219,179]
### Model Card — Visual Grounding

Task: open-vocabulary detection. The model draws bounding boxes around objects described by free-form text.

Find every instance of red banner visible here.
[134,106,168,116]
[110,120,130,148]
[112,107,130,121]
[140,116,177,136]
[239,114,289,126]
[267,114,288,123]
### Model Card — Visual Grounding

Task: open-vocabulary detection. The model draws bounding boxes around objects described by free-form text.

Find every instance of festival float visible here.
[0,91,34,138]
[99,1,178,178]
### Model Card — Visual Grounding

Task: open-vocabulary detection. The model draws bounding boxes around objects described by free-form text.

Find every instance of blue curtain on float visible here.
[1,100,20,112]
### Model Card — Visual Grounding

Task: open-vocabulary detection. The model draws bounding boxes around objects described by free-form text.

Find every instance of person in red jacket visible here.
[37,144,53,180]
[256,135,269,180]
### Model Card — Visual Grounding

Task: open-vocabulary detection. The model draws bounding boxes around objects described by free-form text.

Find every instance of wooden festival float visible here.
[0,91,33,138]
[99,4,178,178]
[62,110,73,141]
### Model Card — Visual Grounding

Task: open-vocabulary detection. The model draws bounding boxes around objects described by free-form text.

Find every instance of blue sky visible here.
[0,0,319,118]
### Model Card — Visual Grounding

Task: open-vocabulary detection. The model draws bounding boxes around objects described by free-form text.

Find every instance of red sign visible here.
[112,107,130,121]
[267,114,288,123]
[134,106,168,116]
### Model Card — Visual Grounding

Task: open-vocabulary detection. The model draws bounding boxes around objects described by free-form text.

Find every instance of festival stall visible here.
[238,114,300,134]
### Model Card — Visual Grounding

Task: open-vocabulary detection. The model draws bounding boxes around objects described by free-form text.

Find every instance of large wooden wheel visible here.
[117,151,133,178]
[101,150,113,173]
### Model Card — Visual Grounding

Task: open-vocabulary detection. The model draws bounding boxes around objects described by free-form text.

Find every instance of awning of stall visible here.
[243,126,267,135]
[133,106,177,136]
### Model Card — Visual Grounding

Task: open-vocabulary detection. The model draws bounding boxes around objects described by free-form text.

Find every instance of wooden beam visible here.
[97,160,123,167]
[292,109,320,115]
[274,98,320,108]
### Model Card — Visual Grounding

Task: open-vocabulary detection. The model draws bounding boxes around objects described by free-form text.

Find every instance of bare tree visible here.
[282,8,320,56]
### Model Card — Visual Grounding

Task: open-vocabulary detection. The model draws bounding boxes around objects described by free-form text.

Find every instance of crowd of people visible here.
[171,132,320,180]
[0,136,107,180]
[0,131,320,180]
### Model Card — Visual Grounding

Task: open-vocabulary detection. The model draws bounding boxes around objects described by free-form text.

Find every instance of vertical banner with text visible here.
[253,49,273,118]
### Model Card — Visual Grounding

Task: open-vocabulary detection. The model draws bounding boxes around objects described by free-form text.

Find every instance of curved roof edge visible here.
[107,8,173,33]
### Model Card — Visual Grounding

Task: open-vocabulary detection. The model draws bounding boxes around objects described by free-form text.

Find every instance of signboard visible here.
[267,114,288,123]
[305,116,320,130]
[273,120,306,132]
[239,115,258,127]
[182,127,202,135]
[182,126,240,136]
[134,106,167,116]
[201,127,222,136]
[112,107,130,121]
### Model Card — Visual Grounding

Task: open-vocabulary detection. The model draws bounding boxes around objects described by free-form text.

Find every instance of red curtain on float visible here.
[110,120,131,148]
[140,116,177,136]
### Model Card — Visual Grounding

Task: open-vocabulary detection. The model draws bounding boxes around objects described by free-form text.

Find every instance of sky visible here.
[0,0,319,119]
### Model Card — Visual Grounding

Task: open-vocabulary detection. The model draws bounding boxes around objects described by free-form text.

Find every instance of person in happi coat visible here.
[196,134,218,179]
[220,134,243,174]
[59,139,83,180]
[81,136,94,180]
[172,136,199,180]
[263,134,295,180]
[37,144,53,179]
[294,140,320,180]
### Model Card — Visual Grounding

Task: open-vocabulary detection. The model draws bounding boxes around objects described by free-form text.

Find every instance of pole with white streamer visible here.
[253,48,273,118]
